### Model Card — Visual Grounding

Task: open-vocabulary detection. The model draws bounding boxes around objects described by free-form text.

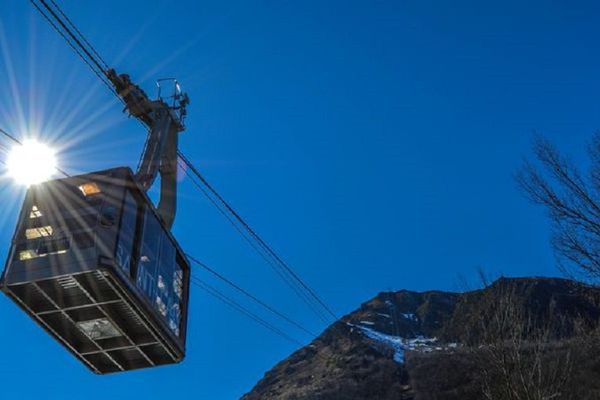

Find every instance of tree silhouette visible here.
[517,135,600,281]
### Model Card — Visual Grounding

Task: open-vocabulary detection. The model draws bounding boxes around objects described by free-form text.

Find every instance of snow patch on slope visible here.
[350,324,458,364]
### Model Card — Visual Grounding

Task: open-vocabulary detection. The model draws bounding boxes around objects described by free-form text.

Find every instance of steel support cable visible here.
[35,0,153,170]
[186,253,317,337]
[0,127,20,145]
[178,151,337,320]
[33,0,151,135]
[180,161,331,324]
[36,0,107,76]
[34,0,150,136]
[191,276,303,346]
[178,151,338,321]
[178,160,331,324]
[34,0,152,131]
[29,0,119,102]
[48,0,110,70]
[178,155,334,323]
[178,159,329,323]
[30,0,152,176]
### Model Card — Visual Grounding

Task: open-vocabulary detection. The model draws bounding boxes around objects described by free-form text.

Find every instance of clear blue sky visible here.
[0,0,598,398]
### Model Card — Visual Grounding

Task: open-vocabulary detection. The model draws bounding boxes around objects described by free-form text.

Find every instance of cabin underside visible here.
[3,268,181,374]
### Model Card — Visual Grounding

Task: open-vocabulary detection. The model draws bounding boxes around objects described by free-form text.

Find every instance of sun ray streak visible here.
[0,21,28,135]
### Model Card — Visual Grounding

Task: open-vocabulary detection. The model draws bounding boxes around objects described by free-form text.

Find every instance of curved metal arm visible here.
[106,68,188,229]
[157,127,178,228]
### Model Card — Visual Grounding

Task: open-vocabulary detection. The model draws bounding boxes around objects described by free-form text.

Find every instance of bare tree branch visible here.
[516,135,600,282]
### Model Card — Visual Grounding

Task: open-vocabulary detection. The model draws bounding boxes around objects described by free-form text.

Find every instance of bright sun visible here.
[7,139,57,186]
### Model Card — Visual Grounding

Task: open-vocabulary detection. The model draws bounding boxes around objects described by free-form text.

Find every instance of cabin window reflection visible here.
[18,237,70,260]
[78,182,101,197]
[135,206,184,337]
[157,232,182,336]
[170,257,185,336]
[29,205,42,219]
[25,225,53,240]
[137,207,161,304]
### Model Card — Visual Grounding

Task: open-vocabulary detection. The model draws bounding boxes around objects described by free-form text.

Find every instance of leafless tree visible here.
[516,135,600,281]
[474,285,574,400]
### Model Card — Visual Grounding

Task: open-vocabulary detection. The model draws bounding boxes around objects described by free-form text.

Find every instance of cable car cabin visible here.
[0,167,190,374]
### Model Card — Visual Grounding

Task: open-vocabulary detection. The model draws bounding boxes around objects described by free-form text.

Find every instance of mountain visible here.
[242,277,600,400]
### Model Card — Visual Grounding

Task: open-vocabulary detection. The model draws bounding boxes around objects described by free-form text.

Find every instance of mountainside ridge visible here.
[242,276,600,400]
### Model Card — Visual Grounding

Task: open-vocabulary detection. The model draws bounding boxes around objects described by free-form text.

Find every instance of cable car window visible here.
[29,205,42,219]
[22,212,97,243]
[17,237,70,260]
[157,232,182,336]
[78,182,101,197]
[137,207,161,305]
[50,184,95,210]
[116,190,138,275]
[155,235,174,318]
[170,257,185,336]
[134,207,184,338]
[28,187,100,232]
[25,225,54,240]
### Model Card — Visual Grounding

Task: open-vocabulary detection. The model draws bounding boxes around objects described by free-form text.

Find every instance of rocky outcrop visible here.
[242,277,600,400]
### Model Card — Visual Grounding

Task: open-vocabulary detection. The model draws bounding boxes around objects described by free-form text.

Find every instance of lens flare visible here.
[6,139,57,186]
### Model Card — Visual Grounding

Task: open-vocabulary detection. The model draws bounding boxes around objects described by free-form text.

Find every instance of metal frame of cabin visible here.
[0,167,190,374]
